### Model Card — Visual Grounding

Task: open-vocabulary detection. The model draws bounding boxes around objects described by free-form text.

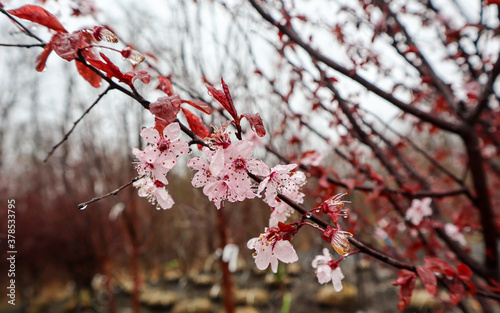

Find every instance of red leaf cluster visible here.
[207,78,266,137]
[392,270,417,311]
[419,258,476,305]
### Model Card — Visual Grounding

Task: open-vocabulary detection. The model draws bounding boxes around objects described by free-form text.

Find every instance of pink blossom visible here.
[244,130,264,147]
[405,197,432,225]
[203,177,240,209]
[188,139,268,208]
[133,177,174,210]
[444,223,467,246]
[140,122,189,169]
[188,148,236,209]
[269,200,294,227]
[312,248,344,292]
[132,146,170,184]
[187,153,216,188]
[206,122,232,149]
[258,164,305,207]
[225,140,269,176]
[247,226,298,273]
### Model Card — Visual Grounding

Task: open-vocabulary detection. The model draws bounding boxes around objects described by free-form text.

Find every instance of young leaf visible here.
[416,266,437,295]
[123,70,151,85]
[75,60,101,88]
[206,78,238,120]
[52,31,84,61]
[35,42,53,72]
[181,108,210,139]
[242,113,266,137]
[157,75,174,96]
[181,99,212,115]
[150,95,182,134]
[392,270,417,311]
[86,53,126,83]
[424,257,456,277]
[7,5,67,33]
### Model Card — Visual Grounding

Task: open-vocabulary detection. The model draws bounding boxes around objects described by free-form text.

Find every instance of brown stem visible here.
[462,130,499,276]
[216,209,235,313]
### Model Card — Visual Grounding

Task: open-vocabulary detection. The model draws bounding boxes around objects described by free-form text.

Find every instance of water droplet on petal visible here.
[306,213,312,218]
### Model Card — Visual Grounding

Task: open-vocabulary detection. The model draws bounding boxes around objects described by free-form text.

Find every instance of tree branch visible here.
[77,176,140,210]
[247,0,464,134]
[44,87,112,162]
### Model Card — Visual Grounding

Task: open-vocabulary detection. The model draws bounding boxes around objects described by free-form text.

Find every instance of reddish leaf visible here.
[181,108,210,139]
[242,113,266,137]
[449,279,465,304]
[278,222,297,233]
[456,263,472,279]
[221,78,236,115]
[150,95,182,134]
[424,257,456,277]
[392,270,417,311]
[157,75,174,96]
[416,266,437,295]
[35,42,53,72]
[487,279,500,292]
[456,264,476,295]
[123,70,151,85]
[51,31,84,61]
[86,53,126,83]
[181,99,212,115]
[8,5,67,33]
[75,61,101,88]
[206,78,238,120]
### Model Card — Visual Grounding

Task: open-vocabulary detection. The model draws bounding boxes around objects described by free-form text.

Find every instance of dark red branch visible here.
[247,0,463,134]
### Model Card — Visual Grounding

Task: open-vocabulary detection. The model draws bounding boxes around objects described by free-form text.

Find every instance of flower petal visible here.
[274,240,298,264]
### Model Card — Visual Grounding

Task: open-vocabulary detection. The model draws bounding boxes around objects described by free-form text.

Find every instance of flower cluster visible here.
[129,79,353,292]
[132,122,189,209]
[187,124,269,209]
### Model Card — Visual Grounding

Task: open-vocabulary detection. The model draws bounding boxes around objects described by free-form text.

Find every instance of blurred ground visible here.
[0,250,466,313]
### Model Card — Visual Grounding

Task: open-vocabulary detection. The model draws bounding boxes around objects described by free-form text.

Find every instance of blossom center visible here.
[234,158,246,171]
[158,139,170,152]
[153,179,164,188]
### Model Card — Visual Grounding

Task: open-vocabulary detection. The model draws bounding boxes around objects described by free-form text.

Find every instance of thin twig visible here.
[0,7,45,43]
[77,176,140,210]
[0,43,45,48]
[43,87,112,162]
